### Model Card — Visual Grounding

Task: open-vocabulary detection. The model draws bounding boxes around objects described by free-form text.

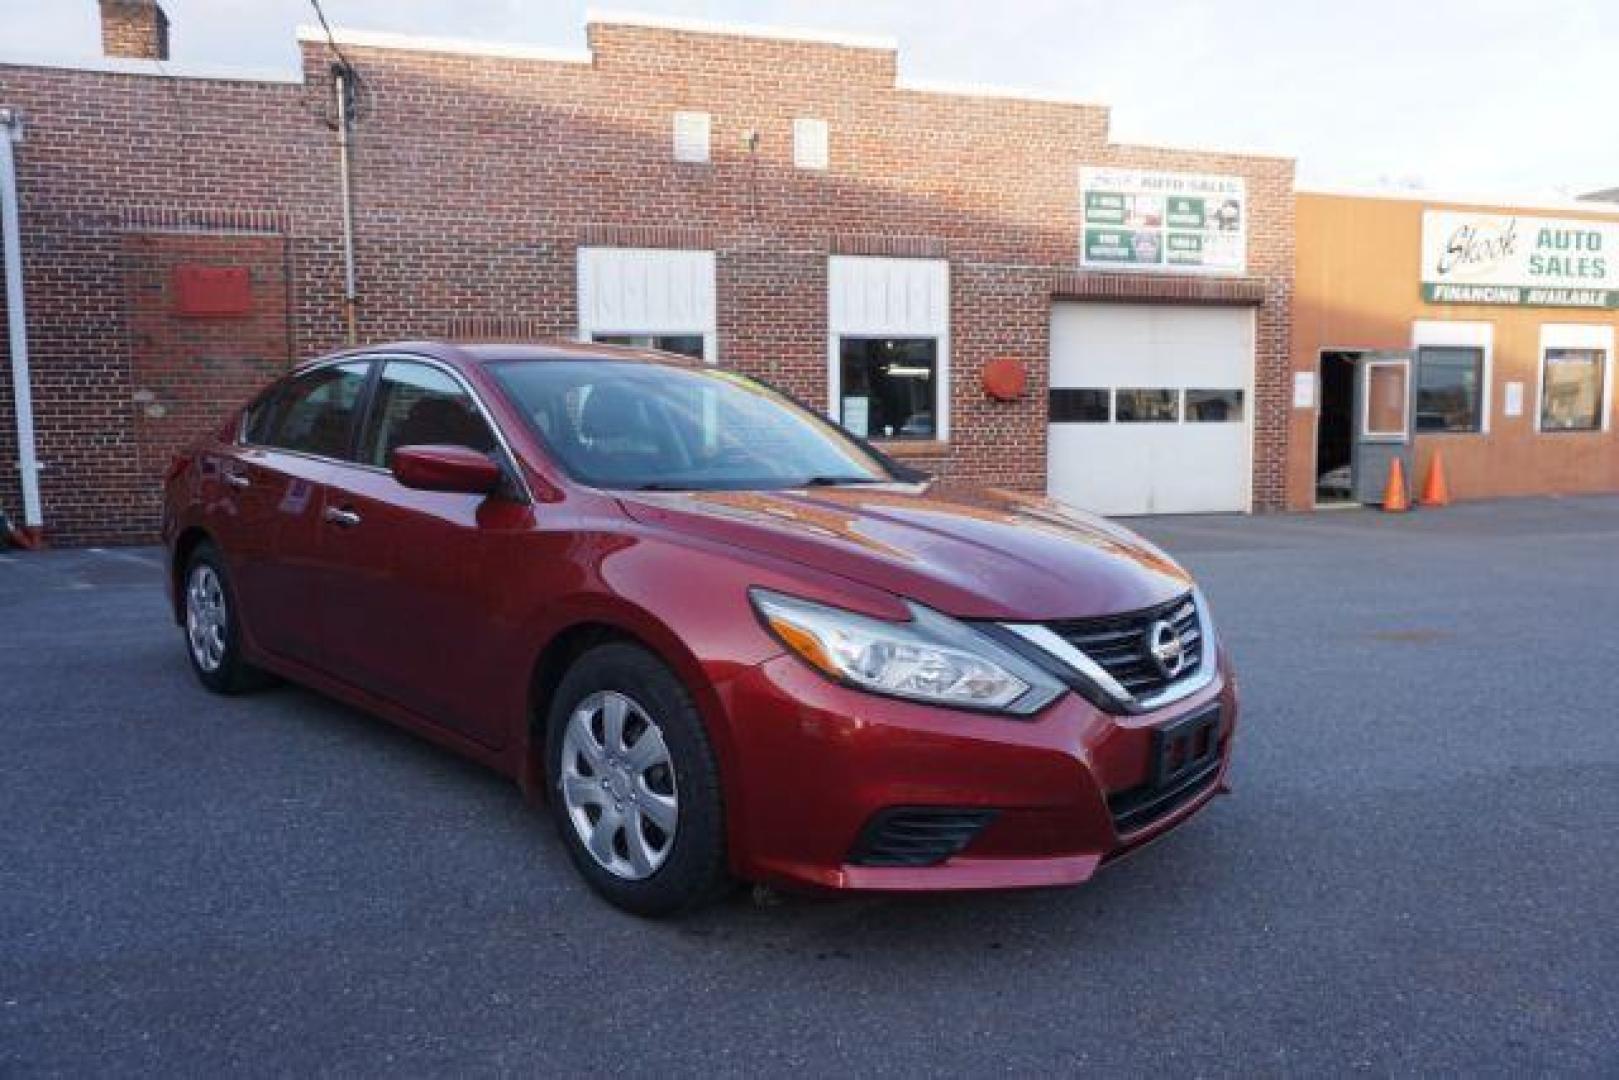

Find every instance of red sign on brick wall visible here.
[172,265,253,317]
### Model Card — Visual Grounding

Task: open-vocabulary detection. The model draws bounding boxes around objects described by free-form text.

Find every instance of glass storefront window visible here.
[1540,348,1606,432]
[1416,346,1482,432]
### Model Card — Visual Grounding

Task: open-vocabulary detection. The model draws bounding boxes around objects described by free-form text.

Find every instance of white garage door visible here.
[1047,302,1254,515]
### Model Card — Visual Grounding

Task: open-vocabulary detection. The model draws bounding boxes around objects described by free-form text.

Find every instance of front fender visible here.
[507,521,912,870]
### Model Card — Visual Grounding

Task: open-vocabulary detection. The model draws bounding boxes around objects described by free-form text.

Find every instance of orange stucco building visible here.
[1290,191,1619,510]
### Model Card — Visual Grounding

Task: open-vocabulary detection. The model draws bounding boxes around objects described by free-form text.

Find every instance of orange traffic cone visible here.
[1419,451,1451,507]
[1381,457,1409,512]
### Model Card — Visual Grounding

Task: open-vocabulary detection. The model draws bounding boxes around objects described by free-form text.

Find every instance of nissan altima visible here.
[162,342,1237,915]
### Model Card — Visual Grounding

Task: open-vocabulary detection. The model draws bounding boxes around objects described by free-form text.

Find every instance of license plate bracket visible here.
[1153,707,1222,789]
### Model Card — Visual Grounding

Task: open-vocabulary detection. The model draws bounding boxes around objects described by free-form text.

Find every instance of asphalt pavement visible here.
[2,496,1617,1076]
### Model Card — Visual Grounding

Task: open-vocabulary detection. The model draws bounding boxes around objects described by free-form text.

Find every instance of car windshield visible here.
[489,360,893,491]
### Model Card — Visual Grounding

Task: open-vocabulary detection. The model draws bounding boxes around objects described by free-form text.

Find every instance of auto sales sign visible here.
[1081,168,1246,274]
[1421,210,1619,308]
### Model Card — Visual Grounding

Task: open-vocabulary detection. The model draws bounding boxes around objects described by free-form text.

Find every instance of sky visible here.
[5,0,1617,200]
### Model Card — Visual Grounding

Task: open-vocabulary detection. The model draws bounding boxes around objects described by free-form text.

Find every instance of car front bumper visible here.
[718,648,1238,893]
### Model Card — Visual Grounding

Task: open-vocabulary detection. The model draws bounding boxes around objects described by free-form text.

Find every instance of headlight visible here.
[750,588,1065,716]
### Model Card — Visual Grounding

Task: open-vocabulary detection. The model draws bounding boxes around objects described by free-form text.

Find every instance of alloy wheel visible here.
[559,690,679,880]
[185,564,228,673]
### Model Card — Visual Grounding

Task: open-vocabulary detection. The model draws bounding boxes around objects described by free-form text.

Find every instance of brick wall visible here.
[124,229,293,484]
[0,17,1294,544]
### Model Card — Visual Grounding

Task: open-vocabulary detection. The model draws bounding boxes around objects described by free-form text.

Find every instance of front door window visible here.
[358,361,497,470]
[1363,360,1411,441]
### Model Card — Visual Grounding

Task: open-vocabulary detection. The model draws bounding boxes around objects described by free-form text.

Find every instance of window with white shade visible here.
[591,334,706,360]
[827,257,950,441]
[577,247,717,363]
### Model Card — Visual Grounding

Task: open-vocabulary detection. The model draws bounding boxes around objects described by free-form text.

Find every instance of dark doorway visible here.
[1316,351,1359,505]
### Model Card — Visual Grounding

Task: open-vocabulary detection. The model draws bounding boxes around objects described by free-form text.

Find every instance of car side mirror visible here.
[391,444,502,495]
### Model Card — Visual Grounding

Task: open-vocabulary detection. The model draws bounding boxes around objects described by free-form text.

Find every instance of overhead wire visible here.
[307,0,370,126]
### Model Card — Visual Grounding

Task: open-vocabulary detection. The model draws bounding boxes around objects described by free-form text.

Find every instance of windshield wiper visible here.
[629,476,884,491]
[799,475,885,487]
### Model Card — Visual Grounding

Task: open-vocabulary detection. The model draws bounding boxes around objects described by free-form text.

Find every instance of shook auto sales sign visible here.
[1421,210,1619,308]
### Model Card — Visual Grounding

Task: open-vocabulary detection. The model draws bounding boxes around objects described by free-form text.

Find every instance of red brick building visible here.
[0,4,1294,545]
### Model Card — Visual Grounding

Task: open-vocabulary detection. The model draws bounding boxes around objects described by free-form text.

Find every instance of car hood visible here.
[615,482,1192,621]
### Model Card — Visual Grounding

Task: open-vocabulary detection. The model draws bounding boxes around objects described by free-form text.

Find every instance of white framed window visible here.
[793,118,829,170]
[577,247,717,363]
[672,111,711,164]
[1414,347,1484,432]
[827,257,950,442]
[1412,320,1492,432]
[838,338,940,440]
[1536,323,1613,433]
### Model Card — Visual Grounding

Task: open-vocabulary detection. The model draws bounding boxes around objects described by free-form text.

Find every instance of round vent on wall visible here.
[982,357,1027,402]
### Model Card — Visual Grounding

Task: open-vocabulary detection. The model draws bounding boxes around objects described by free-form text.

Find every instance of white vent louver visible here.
[793,118,829,170]
[673,111,711,163]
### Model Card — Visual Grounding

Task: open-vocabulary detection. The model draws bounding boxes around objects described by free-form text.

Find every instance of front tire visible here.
[182,543,270,695]
[545,642,729,916]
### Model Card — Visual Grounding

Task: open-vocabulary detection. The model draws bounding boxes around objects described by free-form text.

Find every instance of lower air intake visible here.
[847,808,998,867]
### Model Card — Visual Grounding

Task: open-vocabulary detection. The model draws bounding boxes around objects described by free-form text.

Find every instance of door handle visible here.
[323,506,362,528]
[223,471,251,490]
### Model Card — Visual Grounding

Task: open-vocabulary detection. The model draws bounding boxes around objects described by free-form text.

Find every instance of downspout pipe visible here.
[0,107,43,547]
[332,65,359,346]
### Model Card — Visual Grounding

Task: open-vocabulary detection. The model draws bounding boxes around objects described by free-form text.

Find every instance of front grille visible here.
[847,808,998,868]
[1046,592,1202,702]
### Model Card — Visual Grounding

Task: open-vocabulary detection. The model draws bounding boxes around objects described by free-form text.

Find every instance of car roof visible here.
[299,340,705,371]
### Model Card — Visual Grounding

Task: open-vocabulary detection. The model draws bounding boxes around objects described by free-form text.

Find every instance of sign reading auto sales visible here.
[1421,210,1619,308]
[1081,168,1246,274]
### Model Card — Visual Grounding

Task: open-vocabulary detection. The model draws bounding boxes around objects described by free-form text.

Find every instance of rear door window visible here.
[240,385,283,445]
[257,361,372,459]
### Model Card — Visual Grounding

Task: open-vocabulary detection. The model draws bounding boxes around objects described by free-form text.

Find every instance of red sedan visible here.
[162,342,1237,915]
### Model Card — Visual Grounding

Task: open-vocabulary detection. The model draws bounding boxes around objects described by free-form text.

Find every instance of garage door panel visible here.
[1150,305,1253,346]
[1147,424,1249,514]
[1048,427,1151,516]
[1052,303,1153,352]
[1162,344,1250,386]
[1048,302,1254,516]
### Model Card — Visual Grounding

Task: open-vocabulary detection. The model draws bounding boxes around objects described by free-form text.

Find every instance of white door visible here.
[1047,302,1254,515]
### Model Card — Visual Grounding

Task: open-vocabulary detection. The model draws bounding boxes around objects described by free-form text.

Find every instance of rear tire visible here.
[545,642,730,916]
[182,543,271,695]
